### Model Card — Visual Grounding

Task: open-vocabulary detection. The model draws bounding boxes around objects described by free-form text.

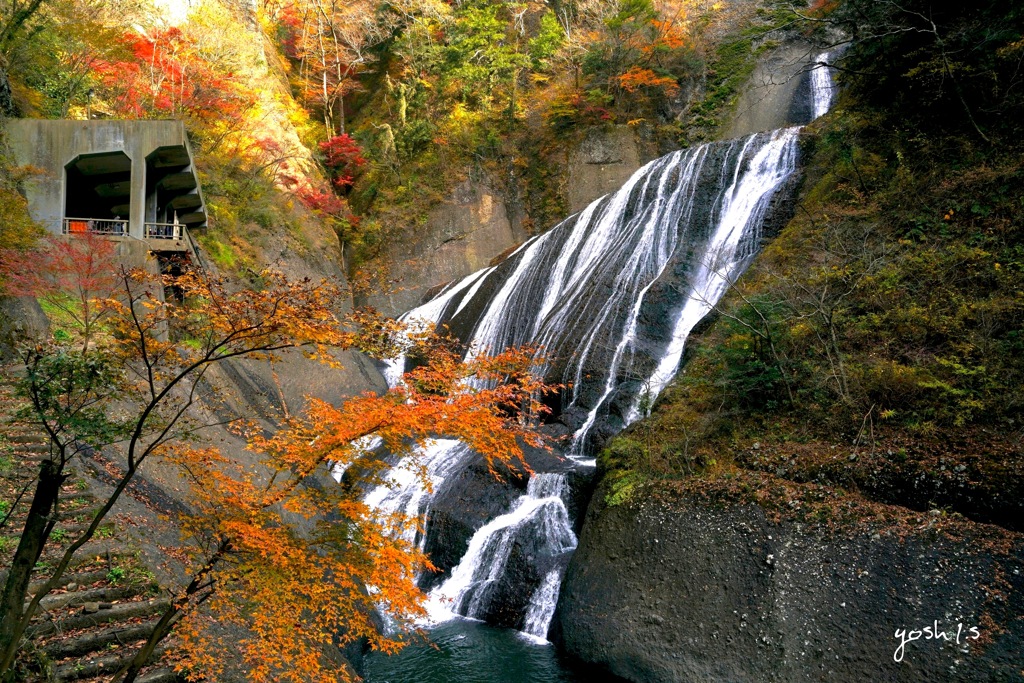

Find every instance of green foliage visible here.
[1,0,121,118]
[818,0,1024,140]
[38,295,83,339]
[0,146,44,252]
[441,2,529,105]
[581,0,690,106]
[395,118,436,160]
[528,11,563,70]
[0,184,42,252]
[15,346,131,447]
[688,36,754,126]
[604,471,643,506]
[605,0,659,32]
[546,88,615,132]
[710,297,791,410]
[595,3,1024,512]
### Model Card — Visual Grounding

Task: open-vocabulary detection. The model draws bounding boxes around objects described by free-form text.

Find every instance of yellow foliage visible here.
[0,164,45,251]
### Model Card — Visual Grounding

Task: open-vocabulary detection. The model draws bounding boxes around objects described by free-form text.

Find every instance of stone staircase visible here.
[1,415,183,682]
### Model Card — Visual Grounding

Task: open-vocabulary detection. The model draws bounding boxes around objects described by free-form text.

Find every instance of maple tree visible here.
[319,133,367,190]
[93,24,252,123]
[0,245,552,681]
[0,233,119,349]
[583,0,690,100]
[617,64,680,95]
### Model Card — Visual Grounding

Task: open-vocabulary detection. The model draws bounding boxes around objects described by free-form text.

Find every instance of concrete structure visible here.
[5,119,206,258]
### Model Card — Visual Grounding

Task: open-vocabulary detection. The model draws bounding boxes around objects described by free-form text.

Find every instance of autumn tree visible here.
[0,162,43,252]
[0,0,126,118]
[0,0,47,52]
[269,0,386,136]
[0,233,119,349]
[319,133,367,190]
[0,250,552,681]
[582,0,690,102]
[94,23,253,124]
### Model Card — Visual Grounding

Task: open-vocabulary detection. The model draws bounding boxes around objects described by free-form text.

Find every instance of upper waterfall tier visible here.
[394,127,801,455]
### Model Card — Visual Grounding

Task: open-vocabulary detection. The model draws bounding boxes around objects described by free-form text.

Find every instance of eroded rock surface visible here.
[557,485,1024,683]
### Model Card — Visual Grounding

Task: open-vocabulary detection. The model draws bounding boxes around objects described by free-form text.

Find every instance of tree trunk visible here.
[0,459,66,674]
[0,62,16,117]
[115,604,180,683]
[115,540,228,683]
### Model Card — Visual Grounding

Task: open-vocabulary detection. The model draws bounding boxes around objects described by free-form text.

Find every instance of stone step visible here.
[1,504,101,533]
[40,538,121,563]
[31,597,170,638]
[50,521,95,538]
[61,492,99,506]
[32,584,138,612]
[28,569,108,595]
[4,433,48,444]
[0,526,87,547]
[52,644,169,681]
[43,620,158,660]
[17,456,53,467]
[13,442,52,453]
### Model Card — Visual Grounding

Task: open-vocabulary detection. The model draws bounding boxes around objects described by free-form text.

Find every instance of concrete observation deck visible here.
[5,119,206,261]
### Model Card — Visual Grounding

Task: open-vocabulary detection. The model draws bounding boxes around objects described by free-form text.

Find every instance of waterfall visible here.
[810,49,837,120]
[522,570,563,641]
[424,474,576,632]
[361,54,836,644]
[625,128,800,423]
[417,127,800,457]
[362,439,471,550]
[362,272,489,548]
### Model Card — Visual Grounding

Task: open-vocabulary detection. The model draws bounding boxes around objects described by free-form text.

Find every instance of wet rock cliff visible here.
[555,483,1024,683]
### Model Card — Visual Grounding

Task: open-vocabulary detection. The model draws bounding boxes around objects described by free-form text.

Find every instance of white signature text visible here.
[894,621,980,662]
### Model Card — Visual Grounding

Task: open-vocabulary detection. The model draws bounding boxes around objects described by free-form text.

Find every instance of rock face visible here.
[726,42,820,139]
[357,180,530,317]
[358,125,659,318]
[556,486,1024,683]
[0,296,48,362]
[566,126,657,215]
[422,438,594,590]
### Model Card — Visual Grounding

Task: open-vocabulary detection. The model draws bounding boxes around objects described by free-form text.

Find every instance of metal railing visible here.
[62,218,128,236]
[145,222,183,240]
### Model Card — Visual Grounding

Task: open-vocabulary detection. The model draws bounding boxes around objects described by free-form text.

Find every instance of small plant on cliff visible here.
[0,244,554,682]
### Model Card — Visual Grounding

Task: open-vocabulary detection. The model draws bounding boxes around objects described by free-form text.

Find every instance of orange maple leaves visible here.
[3,240,553,681]
[618,65,681,95]
[165,338,553,682]
[85,266,555,682]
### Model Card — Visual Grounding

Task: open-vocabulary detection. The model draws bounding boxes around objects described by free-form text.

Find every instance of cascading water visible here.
[362,439,471,550]
[810,49,838,120]
[362,48,837,646]
[425,474,576,628]
[521,570,563,641]
[420,126,800,459]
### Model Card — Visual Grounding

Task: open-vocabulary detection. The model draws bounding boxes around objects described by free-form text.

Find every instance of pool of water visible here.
[362,620,584,683]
